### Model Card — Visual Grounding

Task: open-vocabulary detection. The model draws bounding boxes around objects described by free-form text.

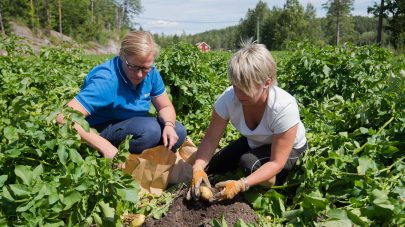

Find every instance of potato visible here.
[199,186,214,201]
[131,214,145,227]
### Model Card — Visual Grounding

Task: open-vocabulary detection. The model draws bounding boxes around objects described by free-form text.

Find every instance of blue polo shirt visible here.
[75,56,165,126]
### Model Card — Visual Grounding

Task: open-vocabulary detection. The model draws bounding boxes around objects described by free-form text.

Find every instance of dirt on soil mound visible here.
[143,189,258,227]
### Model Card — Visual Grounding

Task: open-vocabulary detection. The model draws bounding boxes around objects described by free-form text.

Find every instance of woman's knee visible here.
[127,118,162,153]
[239,152,268,176]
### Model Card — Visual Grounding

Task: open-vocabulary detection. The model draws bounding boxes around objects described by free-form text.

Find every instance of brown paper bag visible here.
[168,138,198,184]
[123,138,198,196]
[124,145,177,195]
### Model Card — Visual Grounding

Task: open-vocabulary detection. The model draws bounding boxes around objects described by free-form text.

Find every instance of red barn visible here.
[196,42,211,52]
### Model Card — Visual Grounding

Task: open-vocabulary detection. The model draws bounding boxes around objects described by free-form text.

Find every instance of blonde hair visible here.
[228,41,277,97]
[119,31,160,58]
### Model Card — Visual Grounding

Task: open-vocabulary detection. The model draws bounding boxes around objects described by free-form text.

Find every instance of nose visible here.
[133,69,145,78]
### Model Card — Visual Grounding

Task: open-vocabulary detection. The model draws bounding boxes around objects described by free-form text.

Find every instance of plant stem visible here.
[271,182,301,189]
[22,157,52,166]
[354,116,395,154]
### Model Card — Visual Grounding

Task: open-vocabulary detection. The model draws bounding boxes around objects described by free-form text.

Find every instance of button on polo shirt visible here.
[75,56,165,126]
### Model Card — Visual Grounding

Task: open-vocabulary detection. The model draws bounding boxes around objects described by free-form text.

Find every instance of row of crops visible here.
[0,36,404,226]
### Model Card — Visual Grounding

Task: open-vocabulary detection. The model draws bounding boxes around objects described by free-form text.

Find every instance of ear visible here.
[263,79,272,88]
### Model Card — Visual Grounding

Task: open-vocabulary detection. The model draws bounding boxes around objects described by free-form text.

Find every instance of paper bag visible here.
[168,138,198,184]
[123,138,198,195]
[124,145,177,195]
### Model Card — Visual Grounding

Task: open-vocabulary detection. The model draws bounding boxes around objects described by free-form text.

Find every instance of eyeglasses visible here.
[123,57,153,73]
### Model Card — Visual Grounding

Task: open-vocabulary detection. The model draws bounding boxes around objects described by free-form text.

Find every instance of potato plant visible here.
[0,37,403,226]
[0,37,139,226]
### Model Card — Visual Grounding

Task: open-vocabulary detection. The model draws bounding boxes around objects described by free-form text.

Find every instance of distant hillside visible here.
[4,21,119,55]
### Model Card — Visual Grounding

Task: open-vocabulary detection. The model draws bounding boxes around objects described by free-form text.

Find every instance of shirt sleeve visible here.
[150,69,165,97]
[214,89,231,120]
[271,100,300,134]
[75,73,116,115]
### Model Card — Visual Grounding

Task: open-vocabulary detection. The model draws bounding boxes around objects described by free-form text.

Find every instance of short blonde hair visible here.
[119,31,160,58]
[228,42,277,97]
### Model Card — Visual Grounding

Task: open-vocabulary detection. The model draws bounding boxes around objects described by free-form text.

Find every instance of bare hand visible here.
[162,125,178,150]
[103,149,118,159]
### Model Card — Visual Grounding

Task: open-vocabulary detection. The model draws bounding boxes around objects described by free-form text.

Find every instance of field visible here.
[0,37,404,226]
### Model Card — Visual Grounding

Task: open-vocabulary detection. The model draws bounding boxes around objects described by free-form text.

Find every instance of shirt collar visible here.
[116,56,129,84]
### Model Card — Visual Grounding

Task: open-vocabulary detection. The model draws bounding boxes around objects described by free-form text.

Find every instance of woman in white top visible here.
[188,42,307,202]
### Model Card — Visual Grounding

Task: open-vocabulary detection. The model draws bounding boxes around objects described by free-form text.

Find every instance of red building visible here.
[196,42,211,52]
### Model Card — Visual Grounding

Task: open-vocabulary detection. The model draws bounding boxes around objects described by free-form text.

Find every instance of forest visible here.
[0,0,404,52]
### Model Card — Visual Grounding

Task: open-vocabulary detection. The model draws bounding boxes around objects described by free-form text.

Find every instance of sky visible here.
[134,0,375,35]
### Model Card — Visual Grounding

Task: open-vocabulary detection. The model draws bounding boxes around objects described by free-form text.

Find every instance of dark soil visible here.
[143,189,258,227]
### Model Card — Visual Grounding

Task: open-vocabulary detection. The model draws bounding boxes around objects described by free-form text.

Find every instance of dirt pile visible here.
[143,189,258,227]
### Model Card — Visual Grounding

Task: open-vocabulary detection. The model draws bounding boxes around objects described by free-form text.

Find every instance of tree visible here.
[304,3,323,44]
[377,0,384,45]
[369,0,405,49]
[273,0,307,48]
[323,0,354,45]
[58,0,62,34]
[260,7,282,50]
[29,0,40,30]
[238,0,269,44]
[114,0,142,31]
[0,5,5,36]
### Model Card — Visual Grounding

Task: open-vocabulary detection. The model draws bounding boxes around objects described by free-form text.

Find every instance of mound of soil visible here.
[143,189,258,227]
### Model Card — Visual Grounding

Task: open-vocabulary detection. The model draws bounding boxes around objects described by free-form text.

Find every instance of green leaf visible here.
[49,193,59,205]
[69,149,84,164]
[2,186,15,201]
[93,213,103,225]
[303,191,328,211]
[32,164,43,181]
[99,201,115,220]
[62,191,82,210]
[366,189,395,219]
[57,145,68,165]
[3,126,19,142]
[327,209,348,220]
[9,184,30,197]
[0,175,8,187]
[282,209,303,221]
[117,188,138,203]
[71,112,90,132]
[322,65,330,76]
[221,215,228,227]
[346,208,370,226]
[357,156,377,175]
[16,199,36,212]
[234,219,251,227]
[359,127,369,134]
[318,219,352,227]
[381,145,399,154]
[14,165,33,185]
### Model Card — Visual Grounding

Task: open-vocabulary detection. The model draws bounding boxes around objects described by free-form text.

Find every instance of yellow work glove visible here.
[186,164,211,201]
[214,178,249,201]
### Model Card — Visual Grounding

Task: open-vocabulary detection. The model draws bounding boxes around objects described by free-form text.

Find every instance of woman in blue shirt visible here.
[58,31,186,158]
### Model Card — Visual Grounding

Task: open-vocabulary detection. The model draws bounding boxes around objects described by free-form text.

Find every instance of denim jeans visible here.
[206,137,307,185]
[94,116,187,154]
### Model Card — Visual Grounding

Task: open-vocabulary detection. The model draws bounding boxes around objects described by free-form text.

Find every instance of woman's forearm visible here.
[74,123,118,158]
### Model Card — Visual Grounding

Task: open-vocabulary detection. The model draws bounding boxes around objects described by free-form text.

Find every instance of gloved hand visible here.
[186,164,211,200]
[214,178,249,201]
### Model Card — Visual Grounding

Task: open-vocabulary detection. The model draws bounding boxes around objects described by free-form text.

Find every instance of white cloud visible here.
[147,20,179,28]
[137,0,373,35]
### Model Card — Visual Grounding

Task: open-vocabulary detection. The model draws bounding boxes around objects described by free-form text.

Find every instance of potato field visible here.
[0,37,404,226]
